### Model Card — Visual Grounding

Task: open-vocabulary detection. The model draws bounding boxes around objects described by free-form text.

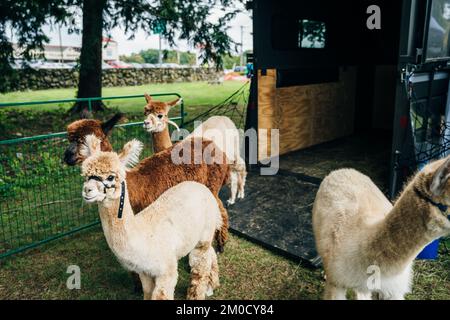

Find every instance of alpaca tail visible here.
[214,196,229,253]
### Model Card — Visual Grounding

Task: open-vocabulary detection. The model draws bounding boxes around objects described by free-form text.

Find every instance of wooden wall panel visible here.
[258,67,357,161]
[257,69,277,160]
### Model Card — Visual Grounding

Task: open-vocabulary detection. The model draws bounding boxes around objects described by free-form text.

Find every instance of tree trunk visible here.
[70,0,107,115]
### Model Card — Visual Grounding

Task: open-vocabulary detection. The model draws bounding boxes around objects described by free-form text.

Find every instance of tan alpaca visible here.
[313,157,450,300]
[143,94,247,205]
[80,135,222,300]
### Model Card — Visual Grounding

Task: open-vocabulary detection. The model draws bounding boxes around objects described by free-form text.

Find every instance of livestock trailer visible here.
[232,0,450,263]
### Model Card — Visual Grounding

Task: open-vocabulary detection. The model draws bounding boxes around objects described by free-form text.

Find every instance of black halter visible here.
[414,187,448,214]
[88,176,126,219]
[118,181,125,219]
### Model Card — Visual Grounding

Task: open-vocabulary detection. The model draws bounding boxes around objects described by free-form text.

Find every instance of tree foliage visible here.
[0,0,76,92]
[121,49,196,65]
[1,0,243,94]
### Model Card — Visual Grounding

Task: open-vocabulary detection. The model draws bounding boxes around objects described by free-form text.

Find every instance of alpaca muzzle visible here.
[63,142,79,166]
[82,180,105,203]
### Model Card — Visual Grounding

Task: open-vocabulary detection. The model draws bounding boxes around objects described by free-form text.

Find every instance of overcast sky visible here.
[39,5,252,56]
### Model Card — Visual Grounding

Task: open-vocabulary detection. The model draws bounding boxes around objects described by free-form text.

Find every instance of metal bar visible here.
[0,117,183,145]
[0,132,66,145]
[0,221,100,260]
[0,93,182,108]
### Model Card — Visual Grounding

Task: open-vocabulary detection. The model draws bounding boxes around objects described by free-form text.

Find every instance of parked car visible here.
[128,62,144,69]
[233,66,247,73]
[160,63,181,68]
[107,60,132,68]
[102,61,113,69]
[141,63,157,68]
[28,61,71,69]
[65,62,78,68]
[9,60,25,69]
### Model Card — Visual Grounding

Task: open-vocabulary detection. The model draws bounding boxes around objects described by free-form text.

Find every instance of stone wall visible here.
[9,67,221,91]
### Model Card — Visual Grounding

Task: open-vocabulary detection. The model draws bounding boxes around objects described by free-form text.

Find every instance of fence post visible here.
[180,99,185,128]
[88,99,92,113]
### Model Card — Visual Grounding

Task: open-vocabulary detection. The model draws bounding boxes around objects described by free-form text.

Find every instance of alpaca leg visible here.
[152,264,178,300]
[214,196,228,253]
[237,168,247,199]
[323,282,347,300]
[188,242,213,300]
[139,273,155,300]
[379,290,406,300]
[207,246,220,296]
[227,171,238,206]
[355,290,372,300]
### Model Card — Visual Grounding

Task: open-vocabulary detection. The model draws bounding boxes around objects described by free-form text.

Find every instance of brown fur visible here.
[368,159,450,270]
[144,95,180,153]
[65,118,230,251]
[68,120,113,150]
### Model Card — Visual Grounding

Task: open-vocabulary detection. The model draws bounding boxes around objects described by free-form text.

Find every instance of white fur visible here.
[187,116,247,205]
[313,169,411,300]
[119,139,144,168]
[99,181,222,300]
[80,134,102,158]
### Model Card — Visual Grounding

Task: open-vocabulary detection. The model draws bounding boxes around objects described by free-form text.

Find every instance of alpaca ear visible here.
[119,139,144,168]
[167,97,182,108]
[165,97,182,112]
[80,134,102,159]
[101,113,123,135]
[144,93,152,103]
[430,157,450,196]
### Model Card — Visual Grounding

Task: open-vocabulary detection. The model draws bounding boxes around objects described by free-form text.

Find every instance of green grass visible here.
[0,228,323,300]
[1,225,450,300]
[0,81,246,113]
[0,81,248,140]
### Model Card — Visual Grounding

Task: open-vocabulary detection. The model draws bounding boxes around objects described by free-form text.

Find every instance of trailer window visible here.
[298,19,326,49]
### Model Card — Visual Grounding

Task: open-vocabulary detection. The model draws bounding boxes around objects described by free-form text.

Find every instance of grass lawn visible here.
[0,81,247,113]
[1,225,450,300]
[0,227,323,300]
[0,81,248,140]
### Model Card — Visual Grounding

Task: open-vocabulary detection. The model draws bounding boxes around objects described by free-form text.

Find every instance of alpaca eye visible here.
[107,175,115,181]
[157,114,164,119]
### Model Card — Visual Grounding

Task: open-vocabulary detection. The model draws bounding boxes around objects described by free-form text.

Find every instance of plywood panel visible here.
[257,69,277,160]
[258,67,357,161]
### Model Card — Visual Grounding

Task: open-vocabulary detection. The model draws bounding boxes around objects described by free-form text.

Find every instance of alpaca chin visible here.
[83,192,105,203]
[144,124,164,133]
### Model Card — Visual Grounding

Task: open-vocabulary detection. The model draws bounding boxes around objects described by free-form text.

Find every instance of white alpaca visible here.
[187,116,247,205]
[80,135,222,300]
[313,158,450,300]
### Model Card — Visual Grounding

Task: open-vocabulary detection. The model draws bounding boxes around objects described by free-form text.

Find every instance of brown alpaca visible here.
[142,95,181,153]
[143,94,247,205]
[313,157,450,300]
[63,115,230,252]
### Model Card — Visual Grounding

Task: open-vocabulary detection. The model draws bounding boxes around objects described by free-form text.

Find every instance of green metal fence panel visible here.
[0,93,184,259]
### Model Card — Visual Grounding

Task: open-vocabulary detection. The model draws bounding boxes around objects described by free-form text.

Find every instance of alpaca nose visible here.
[84,185,94,194]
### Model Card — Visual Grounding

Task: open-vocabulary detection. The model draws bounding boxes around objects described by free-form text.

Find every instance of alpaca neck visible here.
[368,179,447,272]
[151,127,172,153]
[98,183,134,244]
